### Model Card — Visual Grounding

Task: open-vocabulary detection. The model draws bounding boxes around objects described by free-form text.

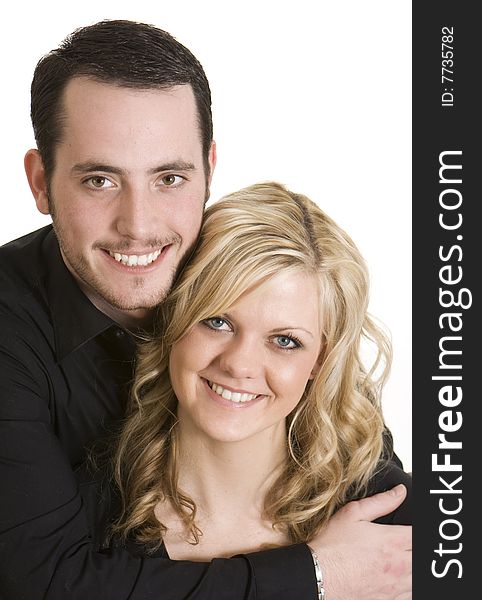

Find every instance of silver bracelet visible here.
[307,545,325,600]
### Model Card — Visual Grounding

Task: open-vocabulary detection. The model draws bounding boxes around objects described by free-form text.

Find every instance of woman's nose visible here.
[218,336,263,380]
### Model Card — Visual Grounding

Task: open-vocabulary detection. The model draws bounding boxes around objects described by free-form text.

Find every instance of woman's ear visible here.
[24,149,50,215]
[309,351,324,380]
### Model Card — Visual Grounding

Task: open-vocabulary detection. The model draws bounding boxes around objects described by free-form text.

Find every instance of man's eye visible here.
[160,174,184,186]
[84,176,114,189]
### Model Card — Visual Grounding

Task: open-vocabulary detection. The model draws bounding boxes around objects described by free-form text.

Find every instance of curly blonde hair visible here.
[111,181,392,548]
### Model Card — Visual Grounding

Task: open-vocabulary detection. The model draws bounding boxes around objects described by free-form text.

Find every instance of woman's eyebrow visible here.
[215,312,315,339]
[268,326,315,339]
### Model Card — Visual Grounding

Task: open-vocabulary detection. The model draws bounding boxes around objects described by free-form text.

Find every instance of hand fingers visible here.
[341,484,407,522]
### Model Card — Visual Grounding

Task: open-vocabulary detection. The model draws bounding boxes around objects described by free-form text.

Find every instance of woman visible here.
[84,181,411,559]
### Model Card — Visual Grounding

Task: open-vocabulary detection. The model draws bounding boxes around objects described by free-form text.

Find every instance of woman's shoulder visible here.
[75,461,117,550]
[365,456,412,525]
[75,460,169,558]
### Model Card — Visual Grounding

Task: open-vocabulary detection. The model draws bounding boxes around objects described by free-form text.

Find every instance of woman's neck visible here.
[176,422,287,519]
[155,421,290,560]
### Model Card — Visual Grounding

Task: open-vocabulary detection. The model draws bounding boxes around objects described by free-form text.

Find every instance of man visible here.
[0,20,411,599]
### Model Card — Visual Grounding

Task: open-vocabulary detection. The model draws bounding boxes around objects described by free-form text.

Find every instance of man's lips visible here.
[102,245,171,268]
[108,248,162,267]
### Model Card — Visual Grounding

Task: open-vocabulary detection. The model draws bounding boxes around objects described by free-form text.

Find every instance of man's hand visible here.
[308,484,411,600]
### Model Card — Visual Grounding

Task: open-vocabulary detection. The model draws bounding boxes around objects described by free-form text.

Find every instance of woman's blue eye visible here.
[274,335,300,349]
[210,318,225,328]
[203,317,229,331]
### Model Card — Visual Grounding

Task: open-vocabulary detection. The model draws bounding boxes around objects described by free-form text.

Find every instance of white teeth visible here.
[109,249,162,266]
[208,381,258,403]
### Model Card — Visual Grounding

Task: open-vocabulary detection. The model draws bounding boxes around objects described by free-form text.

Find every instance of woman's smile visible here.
[169,270,322,445]
[206,378,263,403]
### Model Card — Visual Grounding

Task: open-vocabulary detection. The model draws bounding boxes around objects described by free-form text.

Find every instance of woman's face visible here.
[169,270,323,446]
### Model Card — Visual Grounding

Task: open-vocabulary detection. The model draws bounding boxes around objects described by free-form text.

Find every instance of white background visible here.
[0,1,412,471]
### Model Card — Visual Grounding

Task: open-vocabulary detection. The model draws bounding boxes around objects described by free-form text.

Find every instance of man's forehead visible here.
[56,78,203,157]
[63,75,194,99]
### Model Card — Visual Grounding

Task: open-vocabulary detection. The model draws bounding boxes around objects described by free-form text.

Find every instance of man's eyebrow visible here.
[71,161,197,176]
[71,163,125,175]
[148,161,196,175]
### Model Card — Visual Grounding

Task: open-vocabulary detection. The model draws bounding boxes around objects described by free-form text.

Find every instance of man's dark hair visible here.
[30,19,213,181]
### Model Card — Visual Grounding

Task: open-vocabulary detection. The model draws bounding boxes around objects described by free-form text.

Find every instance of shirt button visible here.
[115,329,126,338]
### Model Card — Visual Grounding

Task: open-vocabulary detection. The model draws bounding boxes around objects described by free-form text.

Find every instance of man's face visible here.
[29,77,215,326]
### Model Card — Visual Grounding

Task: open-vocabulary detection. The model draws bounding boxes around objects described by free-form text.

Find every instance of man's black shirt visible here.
[0,226,315,599]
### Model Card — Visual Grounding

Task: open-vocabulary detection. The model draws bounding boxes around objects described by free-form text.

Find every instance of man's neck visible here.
[72,273,155,331]
[58,247,156,331]
[86,291,155,331]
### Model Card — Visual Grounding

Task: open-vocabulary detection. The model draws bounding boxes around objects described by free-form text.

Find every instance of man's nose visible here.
[218,335,263,380]
[114,186,159,240]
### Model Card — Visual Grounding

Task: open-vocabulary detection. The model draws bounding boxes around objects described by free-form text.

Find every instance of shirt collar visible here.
[43,228,118,361]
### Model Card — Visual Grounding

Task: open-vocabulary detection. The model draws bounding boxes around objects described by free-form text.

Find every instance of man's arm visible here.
[0,319,411,600]
[308,485,412,600]
[0,320,316,600]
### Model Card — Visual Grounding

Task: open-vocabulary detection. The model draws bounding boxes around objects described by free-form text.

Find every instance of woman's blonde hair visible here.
[111,181,392,547]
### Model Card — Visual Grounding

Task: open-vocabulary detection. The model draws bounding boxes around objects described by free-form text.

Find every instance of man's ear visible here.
[24,149,50,215]
[207,140,217,187]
